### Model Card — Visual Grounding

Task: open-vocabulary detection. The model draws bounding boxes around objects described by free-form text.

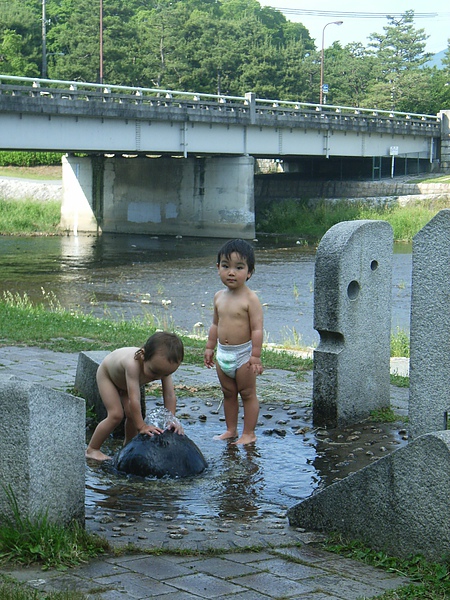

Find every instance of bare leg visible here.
[214,364,239,440]
[123,404,139,446]
[85,368,124,461]
[232,363,259,445]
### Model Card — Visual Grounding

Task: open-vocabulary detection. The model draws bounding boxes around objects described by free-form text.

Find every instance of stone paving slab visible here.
[0,346,411,599]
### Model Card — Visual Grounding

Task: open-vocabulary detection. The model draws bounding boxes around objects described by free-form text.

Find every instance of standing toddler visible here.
[204,239,263,445]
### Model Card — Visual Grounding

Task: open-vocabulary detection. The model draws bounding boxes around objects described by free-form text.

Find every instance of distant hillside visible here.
[426,49,446,69]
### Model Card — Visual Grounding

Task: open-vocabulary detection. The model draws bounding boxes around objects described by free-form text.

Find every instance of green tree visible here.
[321,42,376,108]
[365,10,432,110]
[0,0,40,76]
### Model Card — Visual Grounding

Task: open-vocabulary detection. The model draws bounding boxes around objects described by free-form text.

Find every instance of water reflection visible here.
[0,234,413,346]
[217,444,263,519]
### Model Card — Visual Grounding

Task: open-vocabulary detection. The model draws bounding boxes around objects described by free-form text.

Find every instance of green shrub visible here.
[0,151,63,167]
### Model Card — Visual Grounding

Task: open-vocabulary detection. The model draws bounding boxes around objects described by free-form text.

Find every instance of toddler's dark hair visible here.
[137,332,184,363]
[217,239,255,274]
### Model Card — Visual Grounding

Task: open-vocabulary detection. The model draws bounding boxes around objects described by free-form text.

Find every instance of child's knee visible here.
[107,410,124,426]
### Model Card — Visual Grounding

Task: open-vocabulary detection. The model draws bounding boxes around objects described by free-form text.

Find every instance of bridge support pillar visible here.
[439,111,450,173]
[60,154,255,238]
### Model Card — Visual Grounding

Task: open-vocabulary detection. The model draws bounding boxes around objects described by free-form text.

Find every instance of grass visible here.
[0,578,91,600]
[369,407,402,423]
[409,174,450,184]
[323,534,450,599]
[0,291,313,374]
[0,165,62,180]
[257,197,450,243]
[391,327,410,358]
[0,199,62,235]
[0,486,107,571]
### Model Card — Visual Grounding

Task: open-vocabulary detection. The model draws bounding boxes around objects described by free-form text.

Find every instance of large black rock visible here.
[113,430,208,478]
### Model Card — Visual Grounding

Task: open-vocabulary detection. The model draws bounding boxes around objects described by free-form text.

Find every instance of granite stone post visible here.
[409,209,450,438]
[313,220,393,427]
[0,375,85,525]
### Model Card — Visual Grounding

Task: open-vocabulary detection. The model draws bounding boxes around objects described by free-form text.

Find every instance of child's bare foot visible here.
[85,448,112,462]
[232,433,256,445]
[213,430,238,441]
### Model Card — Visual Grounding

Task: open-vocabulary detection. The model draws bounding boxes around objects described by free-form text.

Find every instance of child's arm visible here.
[161,375,184,434]
[126,365,162,436]
[248,292,264,375]
[204,296,219,368]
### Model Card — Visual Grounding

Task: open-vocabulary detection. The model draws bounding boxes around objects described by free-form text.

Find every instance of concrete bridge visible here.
[1,74,448,238]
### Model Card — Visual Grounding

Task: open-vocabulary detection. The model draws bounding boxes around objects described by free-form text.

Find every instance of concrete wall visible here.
[255,176,450,206]
[61,154,255,239]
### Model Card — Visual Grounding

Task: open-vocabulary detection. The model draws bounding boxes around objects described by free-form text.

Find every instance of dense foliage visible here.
[0,1,449,112]
[0,151,62,166]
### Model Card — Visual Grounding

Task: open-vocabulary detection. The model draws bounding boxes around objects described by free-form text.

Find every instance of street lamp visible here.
[319,20,343,105]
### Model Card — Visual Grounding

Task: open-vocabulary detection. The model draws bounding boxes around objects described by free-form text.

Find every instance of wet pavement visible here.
[0,346,411,599]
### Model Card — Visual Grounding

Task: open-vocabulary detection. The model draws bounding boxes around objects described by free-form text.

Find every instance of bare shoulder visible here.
[213,289,226,303]
[246,286,262,305]
[104,347,139,369]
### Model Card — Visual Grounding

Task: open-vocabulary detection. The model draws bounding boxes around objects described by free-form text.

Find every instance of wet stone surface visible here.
[85,367,409,552]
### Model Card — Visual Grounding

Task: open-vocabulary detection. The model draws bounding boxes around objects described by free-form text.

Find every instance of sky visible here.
[258,1,450,55]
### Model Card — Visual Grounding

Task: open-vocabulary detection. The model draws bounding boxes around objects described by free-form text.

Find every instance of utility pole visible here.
[99,0,103,84]
[42,0,47,78]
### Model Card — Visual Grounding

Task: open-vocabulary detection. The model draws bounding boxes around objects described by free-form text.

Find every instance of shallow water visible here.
[0,233,412,347]
[85,392,408,525]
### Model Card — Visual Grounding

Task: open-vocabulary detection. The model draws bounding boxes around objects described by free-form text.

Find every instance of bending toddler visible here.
[86,331,184,461]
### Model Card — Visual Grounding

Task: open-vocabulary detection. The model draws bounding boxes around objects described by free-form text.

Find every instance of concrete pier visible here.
[61,154,255,238]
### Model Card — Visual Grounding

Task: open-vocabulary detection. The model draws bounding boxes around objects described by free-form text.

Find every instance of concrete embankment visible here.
[255,174,450,208]
[2,173,449,208]
[0,176,62,201]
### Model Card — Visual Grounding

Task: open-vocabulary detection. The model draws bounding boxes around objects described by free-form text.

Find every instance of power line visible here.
[270,8,446,19]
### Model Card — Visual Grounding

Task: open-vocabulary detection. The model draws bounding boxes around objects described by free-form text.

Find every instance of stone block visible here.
[287,430,450,562]
[410,209,450,437]
[313,220,393,427]
[0,375,85,525]
[74,351,109,421]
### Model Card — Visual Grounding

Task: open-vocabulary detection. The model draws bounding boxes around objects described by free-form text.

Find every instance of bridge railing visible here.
[0,74,441,135]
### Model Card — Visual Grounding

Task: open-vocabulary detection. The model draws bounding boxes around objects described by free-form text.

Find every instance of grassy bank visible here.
[256,197,450,242]
[0,165,62,180]
[0,292,312,374]
[2,195,449,242]
[0,199,61,235]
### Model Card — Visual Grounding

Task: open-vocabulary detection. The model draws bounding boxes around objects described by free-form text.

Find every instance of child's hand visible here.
[139,424,163,436]
[167,422,184,435]
[204,349,215,368]
[248,356,264,375]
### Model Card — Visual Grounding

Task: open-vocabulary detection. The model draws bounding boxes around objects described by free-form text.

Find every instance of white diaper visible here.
[216,341,252,379]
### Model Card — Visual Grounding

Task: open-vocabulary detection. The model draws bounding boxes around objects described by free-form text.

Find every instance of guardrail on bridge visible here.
[0,74,441,138]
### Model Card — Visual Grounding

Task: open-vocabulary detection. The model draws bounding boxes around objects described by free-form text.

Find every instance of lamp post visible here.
[319,20,343,105]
